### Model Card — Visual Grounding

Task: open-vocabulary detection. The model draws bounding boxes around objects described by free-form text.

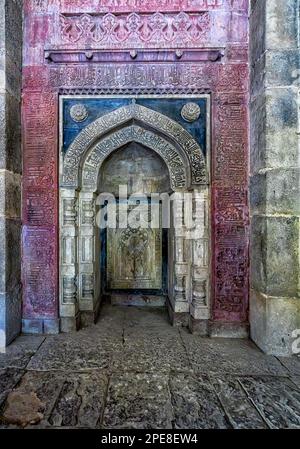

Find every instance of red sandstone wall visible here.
[22,0,249,331]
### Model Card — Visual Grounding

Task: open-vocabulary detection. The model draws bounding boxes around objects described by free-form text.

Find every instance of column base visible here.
[60,315,81,333]
[189,317,209,336]
[167,299,189,327]
[80,308,101,327]
[22,318,60,335]
[209,321,249,339]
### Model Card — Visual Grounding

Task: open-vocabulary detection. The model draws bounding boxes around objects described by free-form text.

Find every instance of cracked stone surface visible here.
[0,305,299,429]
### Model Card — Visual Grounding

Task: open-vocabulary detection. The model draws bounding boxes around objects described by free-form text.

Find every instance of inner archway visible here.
[59,101,210,333]
[99,142,171,307]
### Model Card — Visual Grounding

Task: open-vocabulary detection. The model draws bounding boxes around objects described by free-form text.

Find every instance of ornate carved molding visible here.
[59,12,211,49]
[60,0,225,12]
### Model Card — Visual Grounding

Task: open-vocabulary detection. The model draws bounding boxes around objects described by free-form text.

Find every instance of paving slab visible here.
[27,333,121,372]
[0,368,24,409]
[0,371,108,429]
[49,372,108,428]
[112,336,191,374]
[278,356,300,376]
[239,376,300,429]
[169,373,231,429]
[0,336,45,370]
[180,331,287,376]
[212,376,268,429]
[1,306,300,429]
[103,372,173,429]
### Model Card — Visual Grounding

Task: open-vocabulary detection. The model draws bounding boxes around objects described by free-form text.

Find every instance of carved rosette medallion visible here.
[70,104,88,122]
[181,103,201,123]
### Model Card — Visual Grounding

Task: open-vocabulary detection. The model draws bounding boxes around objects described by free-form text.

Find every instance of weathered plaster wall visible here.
[0,0,23,347]
[22,0,250,335]
[250,0,300,355]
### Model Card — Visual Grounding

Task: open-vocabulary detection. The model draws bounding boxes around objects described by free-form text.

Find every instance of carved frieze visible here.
[46,64,248,95]
[59,12,211,49]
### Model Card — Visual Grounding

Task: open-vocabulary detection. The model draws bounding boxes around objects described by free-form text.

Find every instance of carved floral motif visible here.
[70,104,88,122]
[181,102,201,122]
[59,12,210,48]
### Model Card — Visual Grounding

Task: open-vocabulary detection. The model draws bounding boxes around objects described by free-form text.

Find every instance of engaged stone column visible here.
[60,190,80,332]
[168,194,189,324]
[190,190,210,334]
[0,0,22,347]
[78,191,99,326]
[250,0,300,355]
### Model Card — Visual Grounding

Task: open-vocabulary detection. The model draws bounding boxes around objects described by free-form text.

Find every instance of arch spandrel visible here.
[62,103,207,189]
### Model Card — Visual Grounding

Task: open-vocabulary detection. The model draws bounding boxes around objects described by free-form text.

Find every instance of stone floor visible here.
[0,305,300,429]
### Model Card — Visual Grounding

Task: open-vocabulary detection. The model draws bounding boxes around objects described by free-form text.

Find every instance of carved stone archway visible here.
[62,102,207,189]
[59,103,210,332]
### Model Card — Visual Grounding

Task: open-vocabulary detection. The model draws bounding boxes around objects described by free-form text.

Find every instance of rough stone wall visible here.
[250,0,300,355]
[22,0,250,335]
[0,0,23,347]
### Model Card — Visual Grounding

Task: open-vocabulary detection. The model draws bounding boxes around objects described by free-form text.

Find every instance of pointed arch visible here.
[62,103,207,189]
[82,125,189,191]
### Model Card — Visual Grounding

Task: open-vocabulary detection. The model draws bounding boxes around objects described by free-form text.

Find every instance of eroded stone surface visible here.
[0,368,24,408]
[239,376,300,429]
[181,331,287,376]
[49,372,108,428]
[27,332,122,372]
[212,377,267,429]
[0,336,45,369]
[278,356,300,376]
[1,306,300,429]
[103,373,173,429]
[113,336,191,374]
[169,373,230,429]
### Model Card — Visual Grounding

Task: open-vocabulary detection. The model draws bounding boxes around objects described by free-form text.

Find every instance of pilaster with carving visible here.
[78,191,99,321]
[59,189,79,331]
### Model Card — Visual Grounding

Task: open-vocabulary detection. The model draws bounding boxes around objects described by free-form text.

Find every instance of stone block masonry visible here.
[249,0,300,355]
[0,0,23,348]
